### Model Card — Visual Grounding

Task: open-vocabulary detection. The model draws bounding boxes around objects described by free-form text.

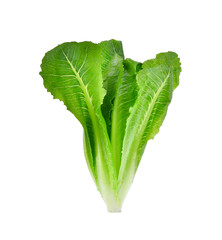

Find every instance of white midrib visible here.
[62,52,102,164]
[62,51,117,204]
[118,69,171,184]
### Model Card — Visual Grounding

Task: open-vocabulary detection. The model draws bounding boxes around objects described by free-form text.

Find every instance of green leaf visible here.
[99,39,124,71]
[40,42,104,180]
[111,58,142,175]
[40,42,119,209]
[135,52,181,168]
[118,52,181,201]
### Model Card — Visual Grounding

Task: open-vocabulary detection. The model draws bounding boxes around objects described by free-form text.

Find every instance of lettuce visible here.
[40,40,181,212]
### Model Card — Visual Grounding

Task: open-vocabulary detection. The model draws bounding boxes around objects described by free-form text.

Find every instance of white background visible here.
[0,0,222,239]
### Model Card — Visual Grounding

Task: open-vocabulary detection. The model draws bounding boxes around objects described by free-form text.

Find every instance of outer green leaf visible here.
[135,52,181,168]
[118,52,181,201]
[40,42,104,181]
